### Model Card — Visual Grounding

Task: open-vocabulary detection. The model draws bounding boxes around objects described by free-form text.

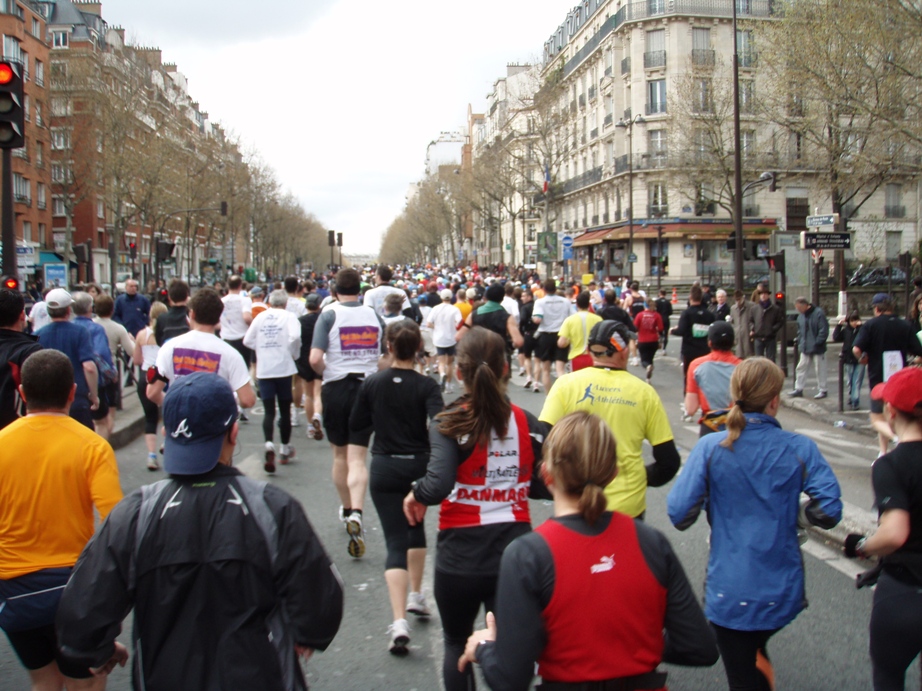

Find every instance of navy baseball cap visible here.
[162,372,238,475]
[871,293,890,306]
[708,321,735,350]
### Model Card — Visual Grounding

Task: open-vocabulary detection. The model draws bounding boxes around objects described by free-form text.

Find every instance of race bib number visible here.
[692,323,710,338]
[882,350,903,382]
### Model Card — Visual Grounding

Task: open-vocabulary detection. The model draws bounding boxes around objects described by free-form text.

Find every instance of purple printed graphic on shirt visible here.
[172,348,221,377]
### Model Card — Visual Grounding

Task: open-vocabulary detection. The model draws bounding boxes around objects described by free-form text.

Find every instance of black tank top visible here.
[472,308,511,350]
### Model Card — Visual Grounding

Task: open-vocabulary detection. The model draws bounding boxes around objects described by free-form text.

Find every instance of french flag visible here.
[543,164,550,194]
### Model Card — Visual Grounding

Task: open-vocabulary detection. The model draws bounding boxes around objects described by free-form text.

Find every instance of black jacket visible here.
[0,329,41,430]
[56,466,343,691]
[671,304,716,359]
[832,321,861,365]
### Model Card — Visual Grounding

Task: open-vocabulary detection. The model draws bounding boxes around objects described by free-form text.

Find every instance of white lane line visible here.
[795,428,877,451]
[802,537,869,583]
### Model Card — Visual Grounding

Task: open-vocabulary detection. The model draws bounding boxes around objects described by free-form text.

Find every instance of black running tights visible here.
[435,570,497,691]
[712,623,779,691]
[369,454,428,570]
[870,571,922,691]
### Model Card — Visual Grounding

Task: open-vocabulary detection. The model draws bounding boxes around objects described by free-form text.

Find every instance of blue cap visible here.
[871,293,890,306]
[162,372,238,475]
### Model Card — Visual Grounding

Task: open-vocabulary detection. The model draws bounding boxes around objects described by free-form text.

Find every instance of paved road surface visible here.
[1,348,918,690]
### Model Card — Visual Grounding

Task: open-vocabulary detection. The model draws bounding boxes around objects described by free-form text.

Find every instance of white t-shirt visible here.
[243,308,300,379]
[533,295,572,333]
[155,329,250,393]
[364,284,410,317]
[29,301,51,332]
[501,296,519,318]
[220,292,253,341]
[427,302,462,348]
[285,296,307,318]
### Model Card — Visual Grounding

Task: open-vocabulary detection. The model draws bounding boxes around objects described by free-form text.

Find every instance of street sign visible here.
[44,262,67,287]
[799,232,851,250]
[627,252,638,263]
[805,213,839,228]
[561,235,574,249]
[563,246,573,260]
[15,245,34,269]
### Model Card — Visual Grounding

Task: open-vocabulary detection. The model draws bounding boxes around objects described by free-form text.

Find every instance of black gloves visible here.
[844,533,868,559]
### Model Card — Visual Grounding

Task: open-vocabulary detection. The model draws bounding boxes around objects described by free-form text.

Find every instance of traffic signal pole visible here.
[1,148,13,279]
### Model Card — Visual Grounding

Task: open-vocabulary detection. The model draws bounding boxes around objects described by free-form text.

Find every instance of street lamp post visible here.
[731,0,745,292]
[616,114,645,281]
[656,223,665,291]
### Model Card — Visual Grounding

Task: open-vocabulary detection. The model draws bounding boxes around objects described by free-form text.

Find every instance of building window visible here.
[97,199,104,218]
[22,221,31,242]
[35,141,42,167]
[51,163,64,182]
[52,196,65,216]
[38,223,45,244]
[32,18,40,37]
[694,79,712,113]
[20,50,27,80]
[648,0,665,15]
[649,129,667,158]
[34,59,43,86]
[2,34,22,63]
[737,30,756,67]
[885,183,904,218]
[740,80,755,114]
[50,128,68,150]
[786,195,809,231]
[741,130,755,159]
[647,79,666,114]
[51,31,68,48]
[648,182,668,216]
[34,101,41,127]
[37,182,45,209]
[13,173,30,204]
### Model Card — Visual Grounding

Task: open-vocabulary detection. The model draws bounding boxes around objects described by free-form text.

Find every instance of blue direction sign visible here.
[563,247,573,260]
[561,235,574,249]
[805,213,839,228]
[628,253,638,263]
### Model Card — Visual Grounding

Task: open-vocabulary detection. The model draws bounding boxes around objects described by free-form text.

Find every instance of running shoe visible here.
[407,591,431,618]
[239,411,249,423]
[518,367,526,377]
[345,512,365,558]
[264,442,276,474]
[388,618,410,656]
[533,382,542,394]
[646,364,654,382]
[290,408,301,427]
[439,373,446,393]
[146,453,160,471]
[280,444,295,465]
[446,383,454,394]
[311,414,324,441]
[523,379,532,390]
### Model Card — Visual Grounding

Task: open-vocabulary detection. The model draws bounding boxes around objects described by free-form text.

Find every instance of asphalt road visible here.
[0,347,918,690]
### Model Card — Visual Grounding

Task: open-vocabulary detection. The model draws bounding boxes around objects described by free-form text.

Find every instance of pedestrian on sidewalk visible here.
[751,284,785,363]
[789,296,829,400]
[843,366,922,691]
[0,350,122,690]
[832,311,865,410]
[730,289,755,359]
[56,372,343,690]
[132,301,167,470]
[403,327,550,691]
[853,293,922,458]
[349,320,443,655]
[244,289,302,473]
[669,357,842,691]
[460,411,718,689]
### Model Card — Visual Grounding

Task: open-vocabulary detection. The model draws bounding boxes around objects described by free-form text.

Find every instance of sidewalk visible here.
[109,384,148,451]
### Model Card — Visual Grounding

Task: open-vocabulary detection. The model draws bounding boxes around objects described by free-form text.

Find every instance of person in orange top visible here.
[685,321,742,437]
[0,349,123,688]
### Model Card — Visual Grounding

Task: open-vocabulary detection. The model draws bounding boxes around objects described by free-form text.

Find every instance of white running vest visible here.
[322,303,382,383]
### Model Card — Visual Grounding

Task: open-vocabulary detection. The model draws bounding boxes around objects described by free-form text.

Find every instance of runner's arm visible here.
[646,440,680,487]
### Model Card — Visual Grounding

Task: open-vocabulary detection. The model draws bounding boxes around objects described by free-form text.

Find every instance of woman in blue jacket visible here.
[668,357,843,691]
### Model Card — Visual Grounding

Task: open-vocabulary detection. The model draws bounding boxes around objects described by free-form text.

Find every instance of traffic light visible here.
[327,230,335,247]
[767,252,785,274]
[336,232,343,247]
[129,242,137,259]
[774,291,785,306]
[0,61,24,149]
[156,240,175,262]
[1,275,18,291]
[220,201,228,216]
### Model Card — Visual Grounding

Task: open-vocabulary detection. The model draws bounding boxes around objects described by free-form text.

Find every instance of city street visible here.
[0,347,917,690]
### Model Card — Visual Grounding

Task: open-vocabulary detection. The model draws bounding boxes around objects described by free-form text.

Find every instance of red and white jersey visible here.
[439,405,534,530]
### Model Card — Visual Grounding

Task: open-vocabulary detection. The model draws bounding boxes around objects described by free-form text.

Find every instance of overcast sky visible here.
[98,0,570,254]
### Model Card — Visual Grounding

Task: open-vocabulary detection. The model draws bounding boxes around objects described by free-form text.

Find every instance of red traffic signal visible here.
[0,61,23,149]
[1,275,19,291]
[129,242,137,259]
[0,63,13,85]
[775,292,785,305]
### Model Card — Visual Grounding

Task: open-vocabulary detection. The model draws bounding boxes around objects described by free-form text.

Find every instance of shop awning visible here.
[573,221,777,246]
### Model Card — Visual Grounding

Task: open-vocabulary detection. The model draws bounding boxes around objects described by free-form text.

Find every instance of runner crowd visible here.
[0,261,919,691]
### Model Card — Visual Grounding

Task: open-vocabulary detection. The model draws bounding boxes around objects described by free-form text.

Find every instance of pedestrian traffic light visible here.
[156,240,175,262]
[327,230,335,247]
[129,242,137,259]
[775,291,785,306]
[0,60,24,149]
[336,232,343,247]
[1,275,18,291]
[767,252,785,274]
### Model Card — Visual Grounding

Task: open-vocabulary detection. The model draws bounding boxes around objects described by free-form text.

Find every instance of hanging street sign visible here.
[805,213,839,228]
[800,232,851,250]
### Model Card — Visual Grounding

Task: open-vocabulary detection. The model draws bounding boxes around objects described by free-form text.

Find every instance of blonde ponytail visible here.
[720,358,784,450]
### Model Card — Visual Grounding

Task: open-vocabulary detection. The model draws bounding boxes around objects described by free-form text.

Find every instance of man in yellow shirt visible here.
[0,349,123,688]
[539,320,680,518]
[556,290,602,369]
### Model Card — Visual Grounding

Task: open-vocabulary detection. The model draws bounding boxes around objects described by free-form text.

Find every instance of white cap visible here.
[45,288,73,309]
[440,288,453,301]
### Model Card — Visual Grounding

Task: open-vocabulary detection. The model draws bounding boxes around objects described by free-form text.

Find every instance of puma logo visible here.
[590,555,615,574]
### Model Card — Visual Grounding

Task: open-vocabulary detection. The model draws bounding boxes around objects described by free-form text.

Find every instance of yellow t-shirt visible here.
[539,367,674,517]
[0,414,123,579]
[557,311,603,360]
[456,301,473,321]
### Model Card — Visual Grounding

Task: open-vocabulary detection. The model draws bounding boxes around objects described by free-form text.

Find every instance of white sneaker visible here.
[345,512,365,558]
[264,442,276,474]
[290,408,301,427]
[280,444,295,465]
[146,453,160,471]
[388,618,410,655]
[407,591,431,618]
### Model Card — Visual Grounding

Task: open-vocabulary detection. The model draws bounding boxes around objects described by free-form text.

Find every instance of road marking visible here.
[802,537,869,583]
[795,428,876,451]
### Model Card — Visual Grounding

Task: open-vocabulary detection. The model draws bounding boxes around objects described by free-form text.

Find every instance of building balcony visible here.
[604,65,613,77]
[603,113,613,128]
[885,205,906,219]
[645,102,667,115]
[590,128,599,140]
[615,154,630,174]
[592,215,600,225]
[37,200,46,210]
[644,50,666,69]
[692,49,716,66]
[14,194,31,205]
[621,56,631,75]
[648,203,669,217]
[562,166,604,194]
[12,149,28,161]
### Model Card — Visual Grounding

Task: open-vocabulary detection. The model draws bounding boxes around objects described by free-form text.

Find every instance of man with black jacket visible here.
[654,288,673,352]
[56,372,343,690]
[153,280,190,346]
[751,284,785,363]
[0,288,41,430]
[671,285,716,393]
